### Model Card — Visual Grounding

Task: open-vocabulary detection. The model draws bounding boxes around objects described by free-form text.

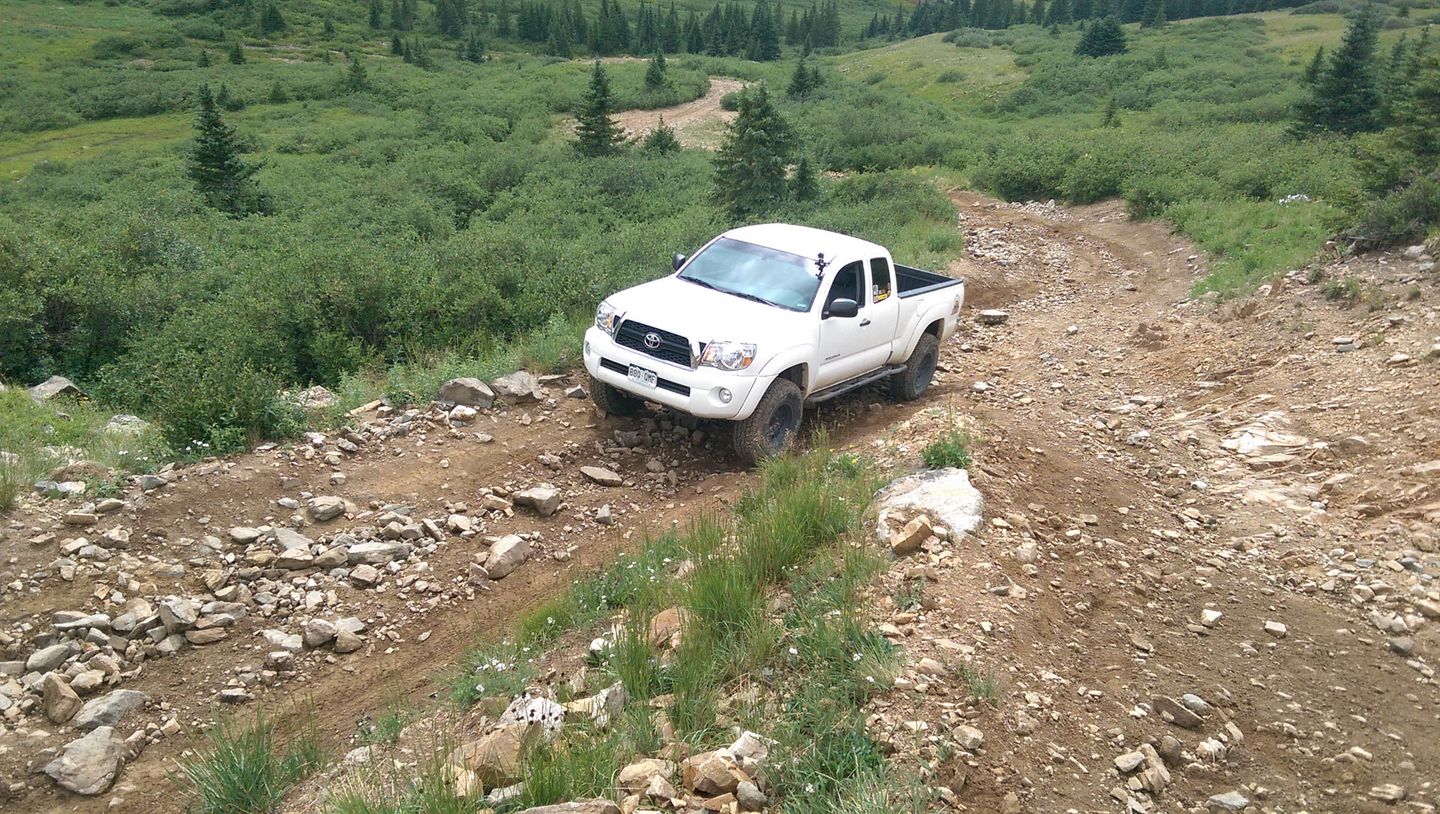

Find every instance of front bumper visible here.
[583,327,762,420]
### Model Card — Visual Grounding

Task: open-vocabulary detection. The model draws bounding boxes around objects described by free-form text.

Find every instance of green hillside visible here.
[2,0,1437,488]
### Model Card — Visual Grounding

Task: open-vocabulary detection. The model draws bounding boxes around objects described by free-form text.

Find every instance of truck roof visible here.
[723,223,887,265]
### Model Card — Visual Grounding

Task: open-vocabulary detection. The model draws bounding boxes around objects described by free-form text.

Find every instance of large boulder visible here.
[513,487,561,517]
[27,642,77,673]
[873,468,983,546]
[485,535,531,580]
[490,371,543,404]
[579,466,624,487]
[44,726,124,795]
[43,673,83,724]
[453,723,539,787]
[29,375,83,402]
[307,496,348,522]
[73,689,148,730]
[437,377,496,409]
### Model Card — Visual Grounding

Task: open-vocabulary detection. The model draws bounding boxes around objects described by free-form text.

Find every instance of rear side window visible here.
[871,258,892,302]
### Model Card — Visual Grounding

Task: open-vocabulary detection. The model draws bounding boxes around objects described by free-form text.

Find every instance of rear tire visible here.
[890,333,939,401]
[733,379,803,467]
[590,375,643,417]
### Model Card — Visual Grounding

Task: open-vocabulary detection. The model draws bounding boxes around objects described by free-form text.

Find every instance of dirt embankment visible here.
[3,190,1437,814]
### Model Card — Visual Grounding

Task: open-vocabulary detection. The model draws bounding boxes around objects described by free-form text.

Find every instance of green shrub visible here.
[921,430,974,469]
[1353,173,1440,247]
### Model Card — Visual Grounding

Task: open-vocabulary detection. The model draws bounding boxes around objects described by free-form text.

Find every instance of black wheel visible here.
[590,375,643,417]
[733,378,803,467]
[890,333,939,401]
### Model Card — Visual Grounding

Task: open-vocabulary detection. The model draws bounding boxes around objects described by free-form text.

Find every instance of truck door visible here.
[816,260,894,389]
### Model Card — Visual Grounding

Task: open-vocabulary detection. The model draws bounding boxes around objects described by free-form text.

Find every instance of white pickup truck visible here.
[582,223,965,465]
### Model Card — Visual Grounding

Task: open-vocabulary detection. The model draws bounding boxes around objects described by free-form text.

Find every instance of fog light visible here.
[718,388,733,404]
[584,341,591,356]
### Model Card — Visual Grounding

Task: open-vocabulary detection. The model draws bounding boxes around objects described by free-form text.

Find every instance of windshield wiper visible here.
[682,276,786,309]
[727,291,785,308]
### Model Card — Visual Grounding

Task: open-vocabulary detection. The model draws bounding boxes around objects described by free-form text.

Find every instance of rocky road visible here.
[2,191,1437,813]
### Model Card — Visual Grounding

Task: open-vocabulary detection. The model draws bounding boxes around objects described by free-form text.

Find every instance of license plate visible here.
[627,364,658,389]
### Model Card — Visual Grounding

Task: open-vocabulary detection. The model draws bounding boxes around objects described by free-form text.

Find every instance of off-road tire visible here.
[590,375,643,417]
[733,378,803,467]
[890,332,939,401]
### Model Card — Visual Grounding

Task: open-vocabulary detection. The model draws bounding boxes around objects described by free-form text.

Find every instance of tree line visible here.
[1293,8,1437,244]
[865,0,1321,38]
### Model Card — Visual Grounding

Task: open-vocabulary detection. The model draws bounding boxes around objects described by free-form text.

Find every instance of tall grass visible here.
[176,711,327,814]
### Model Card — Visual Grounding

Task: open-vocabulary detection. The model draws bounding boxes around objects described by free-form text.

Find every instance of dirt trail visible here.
[4,191,1437,814]
[614,76,744,149]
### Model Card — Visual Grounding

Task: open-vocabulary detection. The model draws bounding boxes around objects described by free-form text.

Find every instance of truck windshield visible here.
[677,237,819,312]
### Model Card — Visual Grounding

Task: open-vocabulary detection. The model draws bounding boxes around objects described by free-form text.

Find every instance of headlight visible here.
[699,341,757,371]
[595,300,622,336]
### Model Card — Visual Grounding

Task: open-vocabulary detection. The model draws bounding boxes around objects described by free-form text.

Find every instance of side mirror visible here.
[826,298,859,319]
[673,253,687,271]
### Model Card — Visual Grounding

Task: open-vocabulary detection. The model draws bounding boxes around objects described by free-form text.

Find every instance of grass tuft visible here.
[176,710,327,814]
[921,429,975,469]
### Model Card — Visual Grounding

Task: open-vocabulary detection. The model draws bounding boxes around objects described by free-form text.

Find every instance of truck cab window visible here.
[871,258,892,302]
[826,261,866,310]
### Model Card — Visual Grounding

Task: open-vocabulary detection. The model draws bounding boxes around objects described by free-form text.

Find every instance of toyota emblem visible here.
[643,332,662,349]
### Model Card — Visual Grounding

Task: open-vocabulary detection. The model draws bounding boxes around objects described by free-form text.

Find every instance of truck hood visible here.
[607,275,812,349]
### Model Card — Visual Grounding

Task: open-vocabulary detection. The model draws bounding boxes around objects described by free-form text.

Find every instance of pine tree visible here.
[787,55,815,97]
[1100,95,1120,126]
[464,31,486,62]
[370,0,384,29]
[345,55,369,91]
[323,17,336,37]
[197,49,212,67]
[229,41,247,64]
[714,85,796,218]
[392,33,405,55]
[1302,46,1325,85]
[1293,3,1381,135]
[749,0,782,61]
[258,1,287,36]
[497,0,512,36]
[1074,15,1126,56]
[549,25,574,56]
[187,85,266,216]
[790,153,819,200]
[643,115,682,153]
[1140,0,1164,26]
[576,61,624,156]
[645,49,668,89]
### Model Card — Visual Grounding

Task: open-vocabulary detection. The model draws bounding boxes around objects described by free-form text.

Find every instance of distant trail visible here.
[615,76,744,149]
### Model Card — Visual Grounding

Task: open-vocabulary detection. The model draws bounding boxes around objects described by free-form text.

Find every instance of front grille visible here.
[600,358,691,397]
[615,319,693,368]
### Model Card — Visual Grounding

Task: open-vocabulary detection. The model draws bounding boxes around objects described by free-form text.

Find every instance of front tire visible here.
[890,333,939,401]
[733,379,803,467]
[590,375,643,417]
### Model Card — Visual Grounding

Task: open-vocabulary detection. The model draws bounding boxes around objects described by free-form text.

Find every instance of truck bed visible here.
[896,264,963,298]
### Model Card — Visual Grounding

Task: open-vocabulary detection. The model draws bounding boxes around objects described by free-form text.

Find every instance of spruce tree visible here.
[1302,46,1325,85]
[323,17,336,37]
[1100,95,1120,126]
[229,41,247,64]
[790,153,819,200]
[259,1,287,36]
[269,80,290,103]
[187,85,266,216]
[345,55,369,91]
[1074,15,1126,56]
[714,85,796,218]
[370,0,384,29]
[749,0,782,61]
[197,49,212,67]
[464,31,486,62]
[643,115,682,154]
[576,61,624,156]
[787,55,815,97]
[1293,3,1381,135]
[646,49,668,89]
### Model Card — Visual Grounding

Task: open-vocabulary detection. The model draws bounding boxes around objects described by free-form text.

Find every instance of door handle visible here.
[859,319,872,327]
